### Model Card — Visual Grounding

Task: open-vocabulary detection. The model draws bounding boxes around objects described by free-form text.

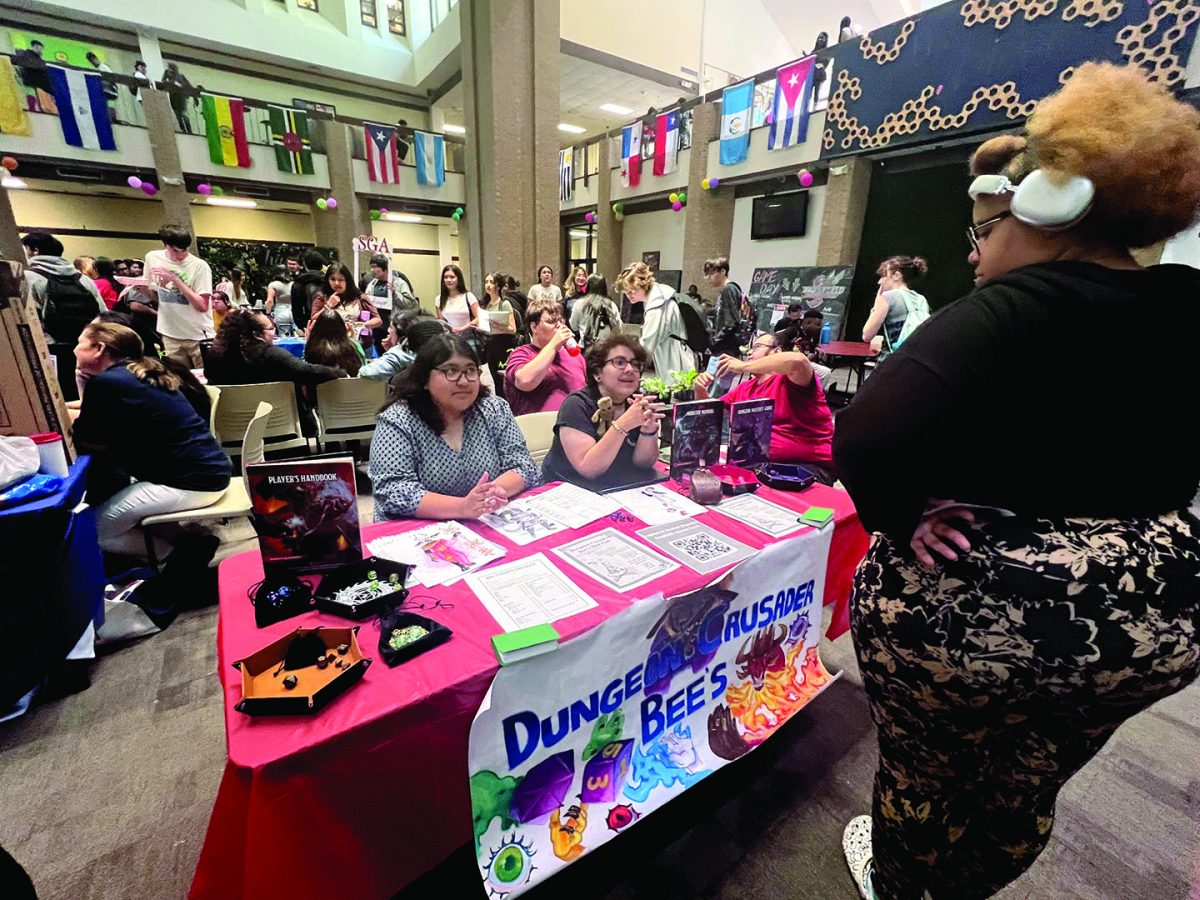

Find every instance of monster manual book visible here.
[246,456,362,573]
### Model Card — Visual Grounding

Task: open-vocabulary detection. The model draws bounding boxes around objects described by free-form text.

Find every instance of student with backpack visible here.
[703,256,747,357]
[569,273,622,349]
[618,262,693,378]
[862,255,931,352]
[21,232,106,401]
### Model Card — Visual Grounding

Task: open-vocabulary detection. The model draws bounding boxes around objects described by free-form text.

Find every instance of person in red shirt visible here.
[503,297,586,417]
[694,331,836,483]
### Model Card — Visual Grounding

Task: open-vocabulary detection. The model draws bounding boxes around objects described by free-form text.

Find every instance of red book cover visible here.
[245,456,361,572]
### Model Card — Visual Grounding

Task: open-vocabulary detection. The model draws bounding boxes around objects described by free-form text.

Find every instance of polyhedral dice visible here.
[580,739,633,803]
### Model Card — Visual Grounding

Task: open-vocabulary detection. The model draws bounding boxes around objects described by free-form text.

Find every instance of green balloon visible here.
[613,202,624,213]
[455,206,464,215]
[679,192,687,203]
[316,198,327,209]
[370,210,382,220]
[210,185,224,196]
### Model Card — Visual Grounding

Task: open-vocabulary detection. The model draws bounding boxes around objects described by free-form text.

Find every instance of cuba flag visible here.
[768,57,817,151]
[48,65,115,151]
[720,79,754,165]
[620,123,641,188]
[414,130,445,187]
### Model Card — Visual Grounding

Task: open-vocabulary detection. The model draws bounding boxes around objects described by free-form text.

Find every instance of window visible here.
[297,0,318,10]
[387,0,406,35]
[360,0,377,27]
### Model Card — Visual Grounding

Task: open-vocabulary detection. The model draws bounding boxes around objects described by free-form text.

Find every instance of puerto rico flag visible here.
[652,108,679,177]
[620,124,641,188]
[365,122,400,184]
[47,66,115,151]
[768,57,817,150]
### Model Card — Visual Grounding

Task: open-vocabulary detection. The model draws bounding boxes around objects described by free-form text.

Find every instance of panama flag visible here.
[652,108,679,176]
[365,122,400,183]
[720,79,754,165]
[414,130,445,187]
[768,57,817,150]
[620,123,641,188]
[47,66,115,151]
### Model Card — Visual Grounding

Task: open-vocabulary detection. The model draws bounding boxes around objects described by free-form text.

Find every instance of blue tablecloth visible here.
[275,337,305,358]
[0,454,105,709]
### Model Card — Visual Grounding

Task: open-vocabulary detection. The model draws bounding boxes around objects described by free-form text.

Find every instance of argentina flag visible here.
[48,65,116,151]
[414,130,445,187]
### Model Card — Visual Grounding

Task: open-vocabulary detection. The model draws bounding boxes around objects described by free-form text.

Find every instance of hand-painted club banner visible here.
[468,532,834,897]
[822,0,1200,158]
[747,265,854,339]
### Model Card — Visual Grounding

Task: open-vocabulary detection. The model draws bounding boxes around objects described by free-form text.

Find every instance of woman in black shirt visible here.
[73,322,230,560]
[541,335,664,491]
[205,308,345,387]
[833,64,1200,900]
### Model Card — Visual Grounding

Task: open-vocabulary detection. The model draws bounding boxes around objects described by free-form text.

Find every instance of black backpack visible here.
[674,299,712,355]
[41,271,98,344]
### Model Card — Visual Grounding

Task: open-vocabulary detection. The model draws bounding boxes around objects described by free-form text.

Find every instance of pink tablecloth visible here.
[189,482,870,900]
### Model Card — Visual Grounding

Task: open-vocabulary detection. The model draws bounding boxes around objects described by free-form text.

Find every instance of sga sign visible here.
[468,531,835,897]
[352,234,391,253]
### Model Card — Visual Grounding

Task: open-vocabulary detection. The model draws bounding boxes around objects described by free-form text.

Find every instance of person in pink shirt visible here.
[694,330,835,483]
[503,296,585,417]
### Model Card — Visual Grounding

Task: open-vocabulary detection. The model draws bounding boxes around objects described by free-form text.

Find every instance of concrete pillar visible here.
[135,32,165,82]
[594,135,622,287]
[461,0,559,286]
[313,119,371,263]
[816,157,873,266]
[681,102,735,302]
[141,89,193,233]
[0,186,24,263]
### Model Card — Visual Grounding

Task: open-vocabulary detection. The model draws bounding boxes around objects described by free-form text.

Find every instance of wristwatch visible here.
[639,428,658,438]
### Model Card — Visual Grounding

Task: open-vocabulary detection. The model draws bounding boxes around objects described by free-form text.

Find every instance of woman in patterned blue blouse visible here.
[369,333,540,520]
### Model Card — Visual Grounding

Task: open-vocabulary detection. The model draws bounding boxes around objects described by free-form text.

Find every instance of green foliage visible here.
[640,375,670,398]
[669,369,699,391]
[196,238,338,303]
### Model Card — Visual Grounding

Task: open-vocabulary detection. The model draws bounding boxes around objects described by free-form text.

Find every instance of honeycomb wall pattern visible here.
[859,20,917,63]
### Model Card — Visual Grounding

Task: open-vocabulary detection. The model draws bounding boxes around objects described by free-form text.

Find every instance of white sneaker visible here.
[842,814,875,899]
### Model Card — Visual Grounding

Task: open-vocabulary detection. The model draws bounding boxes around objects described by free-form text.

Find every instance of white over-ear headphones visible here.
[968,169,1095,231]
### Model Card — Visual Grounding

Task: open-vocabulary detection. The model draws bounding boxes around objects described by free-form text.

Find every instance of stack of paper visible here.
[480,496,571,545]
[609,482,707,526]
[466,553,598,632]
[522,482,621,529]
[369,521,507,587]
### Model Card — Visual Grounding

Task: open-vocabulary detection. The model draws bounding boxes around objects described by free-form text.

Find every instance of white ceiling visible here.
[439,56,692,144]
[759,0,916,54]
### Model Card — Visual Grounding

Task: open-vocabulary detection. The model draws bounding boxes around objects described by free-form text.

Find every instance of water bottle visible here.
[820,320,832,345]
[565,335,582,357]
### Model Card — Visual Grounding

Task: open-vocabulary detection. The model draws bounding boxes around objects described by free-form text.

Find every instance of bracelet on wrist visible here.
[639,428,658,437]
[610,421,629,436]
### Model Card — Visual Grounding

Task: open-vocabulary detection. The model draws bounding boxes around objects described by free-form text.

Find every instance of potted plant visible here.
[640,375,671,405]
[669,369,700,403]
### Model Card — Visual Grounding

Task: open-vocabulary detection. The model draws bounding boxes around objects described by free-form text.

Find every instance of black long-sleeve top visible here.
[204,342,345,387]
[834,262,1200,540]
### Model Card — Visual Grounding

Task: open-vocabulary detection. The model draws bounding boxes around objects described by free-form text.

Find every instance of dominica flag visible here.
[269,105,313,174]
[201,93,251,168]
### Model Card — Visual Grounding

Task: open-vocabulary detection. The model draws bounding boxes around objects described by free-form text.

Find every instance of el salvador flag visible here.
[414,131,445,187]
[48,65,116,151]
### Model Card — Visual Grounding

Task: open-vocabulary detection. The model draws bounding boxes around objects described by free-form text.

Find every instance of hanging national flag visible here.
[768,57,817,151]
[652,108,679,177]
[620,124,641,189]
[0,57,31,137]
[47,65,115,151]
[720,79,754,165]
[414,130,445,187]
[201,93,251,168]
[364,122,401,184]
[559,147,574,203]
[268,105,313,175]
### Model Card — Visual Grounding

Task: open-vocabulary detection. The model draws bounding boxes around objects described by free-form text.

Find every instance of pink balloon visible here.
[326,197,338,209]
[799,171,814,188]
[379,207,389,215]
[672,200,683,212]
[127,176,142,189]
[197,183,212,195]
[142,183,158,196]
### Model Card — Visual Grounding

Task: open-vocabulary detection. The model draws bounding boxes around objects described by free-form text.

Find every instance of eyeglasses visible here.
[604,357,645,372]
[541,315,564,326]
[434,365,481,383]
[966,211,1011,254]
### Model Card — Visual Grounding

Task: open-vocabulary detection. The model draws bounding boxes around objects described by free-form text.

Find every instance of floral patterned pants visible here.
[850,511,1200,899]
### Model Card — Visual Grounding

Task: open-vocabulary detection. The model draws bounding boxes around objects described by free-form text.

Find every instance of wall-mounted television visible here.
[751,191,809,240]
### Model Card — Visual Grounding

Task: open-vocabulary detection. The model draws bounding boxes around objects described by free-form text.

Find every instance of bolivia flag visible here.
[201,93,251,168]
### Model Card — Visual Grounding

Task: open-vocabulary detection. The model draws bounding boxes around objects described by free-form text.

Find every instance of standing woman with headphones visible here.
[834,64,1200,899]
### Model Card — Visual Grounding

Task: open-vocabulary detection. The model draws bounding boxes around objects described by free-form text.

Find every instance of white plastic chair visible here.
[515,411,557,465]
[313,378,388,451]
[140,401,273,567]
[211,381,307,455]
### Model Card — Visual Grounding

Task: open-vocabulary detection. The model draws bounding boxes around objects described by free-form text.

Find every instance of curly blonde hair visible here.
[617,261,655,295]
[970,63,1200,248]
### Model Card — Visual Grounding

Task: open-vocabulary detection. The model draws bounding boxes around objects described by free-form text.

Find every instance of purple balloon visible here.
[672,200,683,211]
[326,197,338,209]
[197,183,212,195]
[127,176,142,189]
[142,183,158,196]
[710,178,720,189]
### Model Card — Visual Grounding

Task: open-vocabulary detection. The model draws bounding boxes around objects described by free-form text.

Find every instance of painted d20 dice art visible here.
[580,739,633,803]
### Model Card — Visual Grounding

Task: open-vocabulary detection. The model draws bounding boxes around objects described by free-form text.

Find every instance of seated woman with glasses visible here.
[541,335,665,492]
[370,333,540,520]
[503,296,586,417]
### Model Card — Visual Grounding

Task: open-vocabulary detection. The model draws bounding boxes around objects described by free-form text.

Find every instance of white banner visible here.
[468,529,835,897]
